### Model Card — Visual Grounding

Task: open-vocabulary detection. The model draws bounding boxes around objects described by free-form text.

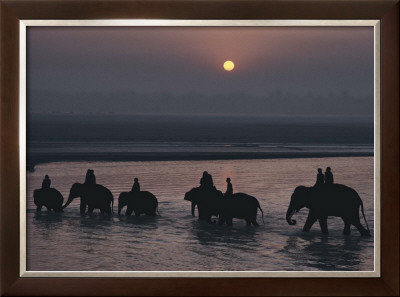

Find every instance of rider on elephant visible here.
[131,177,140,193]
[325,167,334,185]
[200,171,215,191]
[84,169,96,185]
[42,174,51,189]
[225,177,233,197]
[315,168,324,186]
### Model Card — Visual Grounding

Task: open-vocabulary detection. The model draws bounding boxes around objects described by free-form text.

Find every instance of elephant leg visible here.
[80,203,87,215]
[318,217,329,234]
[191,202,196,217]
[227,218,233,226]
[252,218,259,227]
[218,217,225,225]
[54,203,63,213]
[198,206,208,220]
[126,206,133,216]
[246,219,251,226]
[46,206,51,211]
[102,205,111,215]
[343,219,351,235]
[36,205,42,212]
[87,206,94,214]
[303,212,318,232]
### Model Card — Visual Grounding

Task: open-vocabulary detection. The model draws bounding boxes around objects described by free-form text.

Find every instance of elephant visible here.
[118,191,159,216]
[33,188,64,212]
[62,183,114,215]
[286,184,370,236]
[184,187,223,223]
[218,193,264,226]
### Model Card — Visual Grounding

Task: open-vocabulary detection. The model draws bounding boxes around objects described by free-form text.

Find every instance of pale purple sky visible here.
[27,26,374,115]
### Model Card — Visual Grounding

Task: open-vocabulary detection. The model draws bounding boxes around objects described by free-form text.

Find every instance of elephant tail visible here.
[257,203,265,225]
[360,199,370,233]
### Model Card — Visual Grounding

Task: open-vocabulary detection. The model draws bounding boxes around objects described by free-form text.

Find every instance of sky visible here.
[27,26,374,116]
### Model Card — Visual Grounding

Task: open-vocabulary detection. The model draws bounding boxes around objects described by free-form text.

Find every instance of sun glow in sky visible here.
[223,60,234,71]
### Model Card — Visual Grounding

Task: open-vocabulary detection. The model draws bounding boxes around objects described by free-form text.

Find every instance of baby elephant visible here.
[33,188,64,212]
[118,191,159,216]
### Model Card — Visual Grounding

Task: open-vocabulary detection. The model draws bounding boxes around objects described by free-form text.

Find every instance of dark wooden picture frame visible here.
[1,0,398,295]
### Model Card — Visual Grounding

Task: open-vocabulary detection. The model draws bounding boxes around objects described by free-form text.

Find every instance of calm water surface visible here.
[26,157,374,271]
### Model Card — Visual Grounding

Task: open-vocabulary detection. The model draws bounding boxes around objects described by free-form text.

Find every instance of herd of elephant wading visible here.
[33,171,371,236]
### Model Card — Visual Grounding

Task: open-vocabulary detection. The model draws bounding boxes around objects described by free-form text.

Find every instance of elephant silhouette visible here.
[63,183,114,215]
[218,193,264,226]
[286,184,370,236]
[184,187,223,223]
[33,188,64,212]
[118,191,159,216]
[184,187,264,226]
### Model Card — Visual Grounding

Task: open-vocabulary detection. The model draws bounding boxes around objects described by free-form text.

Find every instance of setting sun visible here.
[223,60,234,71]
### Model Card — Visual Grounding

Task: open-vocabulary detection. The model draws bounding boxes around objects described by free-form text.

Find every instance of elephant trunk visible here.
[62,195,74,209]
[286,204,297,225]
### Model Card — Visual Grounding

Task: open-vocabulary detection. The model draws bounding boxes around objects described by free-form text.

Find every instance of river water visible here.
[26,156,374,272]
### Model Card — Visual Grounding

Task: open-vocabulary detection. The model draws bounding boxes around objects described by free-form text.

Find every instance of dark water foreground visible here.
[26,157,374,271]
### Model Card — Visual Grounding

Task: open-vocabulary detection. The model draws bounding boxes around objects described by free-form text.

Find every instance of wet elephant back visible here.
[48,188,63,200]
[84,184,113,208]
[314,184,360,204]
[227,193,259,218]
[133,191,158,214]
[35,188,63,202]
[309,184,362,216]
[93,184,113,201]
[232,193,259,206]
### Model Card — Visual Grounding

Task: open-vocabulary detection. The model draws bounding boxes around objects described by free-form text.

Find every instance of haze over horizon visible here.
[27,26,374,118]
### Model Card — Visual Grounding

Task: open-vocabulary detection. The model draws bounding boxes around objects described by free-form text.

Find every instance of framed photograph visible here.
[1,0,398,296]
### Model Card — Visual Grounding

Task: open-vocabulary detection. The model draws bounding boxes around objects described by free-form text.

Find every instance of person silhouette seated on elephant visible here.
[200,171,209,188]
[84,169,96,185]
[42,174,51,189]
[131,177,140,193]
[200,171,215,191]
[325,167,334,185]
[315,168,324,187]
[225,177,233,197]
[35,177,64,212]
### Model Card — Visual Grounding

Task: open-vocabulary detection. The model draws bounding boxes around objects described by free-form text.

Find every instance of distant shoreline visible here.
[27,152,374,170]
